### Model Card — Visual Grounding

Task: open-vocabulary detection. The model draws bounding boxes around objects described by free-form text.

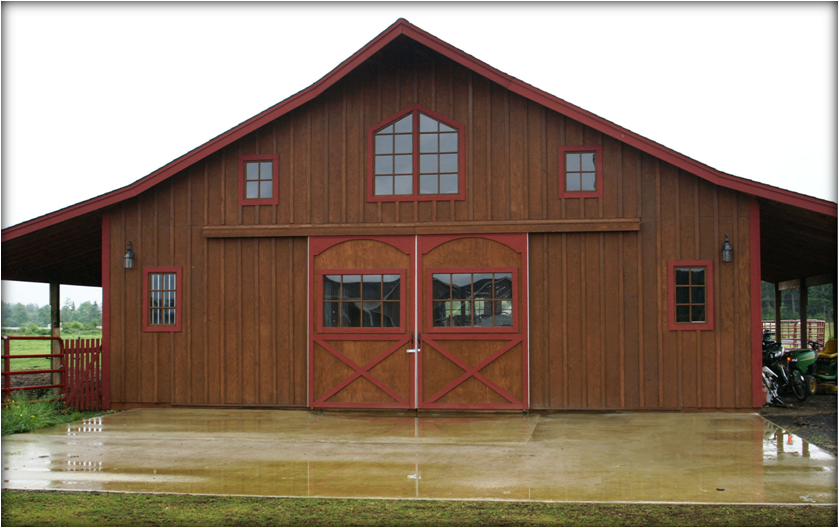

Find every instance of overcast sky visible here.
[1,2,836,306]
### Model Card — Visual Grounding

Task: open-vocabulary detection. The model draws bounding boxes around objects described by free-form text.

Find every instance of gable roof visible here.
[2,18,835,242]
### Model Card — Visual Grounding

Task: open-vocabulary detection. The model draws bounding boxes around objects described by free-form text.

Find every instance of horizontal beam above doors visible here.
[202,218,641,239]
[777,273,838,291]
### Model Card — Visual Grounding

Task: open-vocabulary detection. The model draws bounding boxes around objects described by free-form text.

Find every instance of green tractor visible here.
[786,338,838,395]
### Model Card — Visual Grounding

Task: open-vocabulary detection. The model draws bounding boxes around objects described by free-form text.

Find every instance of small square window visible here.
[558,145,603,199]
[239,154,279,205]
[668,260,714,331]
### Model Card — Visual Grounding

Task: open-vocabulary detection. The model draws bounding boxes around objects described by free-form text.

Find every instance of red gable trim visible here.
[3,18,835,242]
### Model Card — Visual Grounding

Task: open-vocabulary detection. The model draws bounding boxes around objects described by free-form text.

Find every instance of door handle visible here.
[407,331,420,353]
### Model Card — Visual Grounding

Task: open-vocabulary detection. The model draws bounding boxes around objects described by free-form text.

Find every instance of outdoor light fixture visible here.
[124,242,136,269]
[721,234,733,262]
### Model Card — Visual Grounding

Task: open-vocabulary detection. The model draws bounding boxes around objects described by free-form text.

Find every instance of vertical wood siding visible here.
[529,162,754,410]
[106,38,755,409]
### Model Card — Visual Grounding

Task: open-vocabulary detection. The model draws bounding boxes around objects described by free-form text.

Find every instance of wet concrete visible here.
[2,409,835,503]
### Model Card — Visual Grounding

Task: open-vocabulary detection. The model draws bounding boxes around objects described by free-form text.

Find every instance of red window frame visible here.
[668,260,714,331]
[558,145,603,199]
[425,267,519,334]
[142,266,183,332]
[316,269,407,334]
[238,154,280,206]
[367,103,466,203]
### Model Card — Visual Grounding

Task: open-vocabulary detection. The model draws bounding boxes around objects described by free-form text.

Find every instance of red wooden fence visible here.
[762,319,827,347]
[1,336,102,410]
[63,338,102,411]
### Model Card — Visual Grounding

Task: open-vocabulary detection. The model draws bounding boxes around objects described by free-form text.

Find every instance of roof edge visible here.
[3,18,835,242]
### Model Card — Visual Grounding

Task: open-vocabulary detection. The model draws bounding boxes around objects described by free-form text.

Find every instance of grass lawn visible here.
[1,492,836,527]
[2,330,102,372]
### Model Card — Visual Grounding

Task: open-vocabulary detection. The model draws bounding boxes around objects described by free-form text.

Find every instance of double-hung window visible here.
[368,104,465,201]
[142,267,183,332]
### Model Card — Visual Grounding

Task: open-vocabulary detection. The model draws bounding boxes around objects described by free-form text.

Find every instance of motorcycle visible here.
[762,329,808,404]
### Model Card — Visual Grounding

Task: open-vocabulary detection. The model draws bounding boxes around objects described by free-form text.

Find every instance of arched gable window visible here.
[367,104,465,202]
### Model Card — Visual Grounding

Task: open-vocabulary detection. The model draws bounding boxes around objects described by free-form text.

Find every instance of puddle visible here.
[2,409,836,503]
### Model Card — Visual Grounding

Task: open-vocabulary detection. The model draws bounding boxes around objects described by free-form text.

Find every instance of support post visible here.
[774,282,782,343]
[800,278,808,348]
[833,277,837,340]
[50,283,61,391]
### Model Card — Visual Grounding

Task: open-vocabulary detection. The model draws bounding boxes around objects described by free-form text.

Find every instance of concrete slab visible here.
[2,409,836,503]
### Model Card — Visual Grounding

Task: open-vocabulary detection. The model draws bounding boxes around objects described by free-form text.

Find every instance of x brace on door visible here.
[312,335,413,407]
[420,335,524,406]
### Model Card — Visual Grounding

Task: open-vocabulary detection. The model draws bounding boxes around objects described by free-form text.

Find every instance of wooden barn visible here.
[3,19,836,412]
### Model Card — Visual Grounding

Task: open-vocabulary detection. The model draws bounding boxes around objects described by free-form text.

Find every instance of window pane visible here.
[164,291,174,308]
[260,181,273,199]
[451,274,472,299]
[473,274,493,299]
[675,268,690,285]
[495,273,513,299]
[246,162,259,180]
[581,152,595,171]
[440,153,457,173]
[566,153,580,171]
[691,305,706,323]
[375,134,393,155]
[382,302,400,328]
[394,115,412,133]
[419,174,438,194]
[566,175,581,192]
[323,302,340,327]
[323,276,341,300]
[394,154,412,174]
[419,114,437,132]
[420,154,438,174]
[246,181,259,199]
[375,155,393,175]
[394,175,413,195]
[342,275,361,300]
[394,134,412,154]
[420,133,438,153]
[691,268,706,286]
[691,286,705,304]
[151,309,159,325]
[260,162,272,180]
[676,287,690,304]
[439,122,456,133]
[581,172,596,191]
[496,300,513,326]
[169,273,177,290]
[151,292,161,308]
[362,275,382,300]
[433,301,450,326]
[432,274,452,299]
[362,303,382,327]
[452,301,472,326]
[342,302,361,327]
[676,305,690,323]
[383,275,400,300]
[439,133,458,152]
[379,124,394,134]
[440,174,458,194]
[375,176,393,195]
[163,309,176,325]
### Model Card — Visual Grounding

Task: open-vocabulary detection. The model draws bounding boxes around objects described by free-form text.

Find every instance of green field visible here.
[1,492,835,527]
[2,330,102,373]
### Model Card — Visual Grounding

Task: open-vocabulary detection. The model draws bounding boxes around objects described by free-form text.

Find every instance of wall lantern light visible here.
[124,242,136,269]
[721,234,733,262]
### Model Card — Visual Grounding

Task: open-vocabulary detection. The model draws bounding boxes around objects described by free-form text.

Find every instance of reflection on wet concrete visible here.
[2,409,835,503]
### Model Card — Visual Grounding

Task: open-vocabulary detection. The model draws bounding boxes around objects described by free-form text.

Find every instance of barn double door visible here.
[309,234,528,410]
